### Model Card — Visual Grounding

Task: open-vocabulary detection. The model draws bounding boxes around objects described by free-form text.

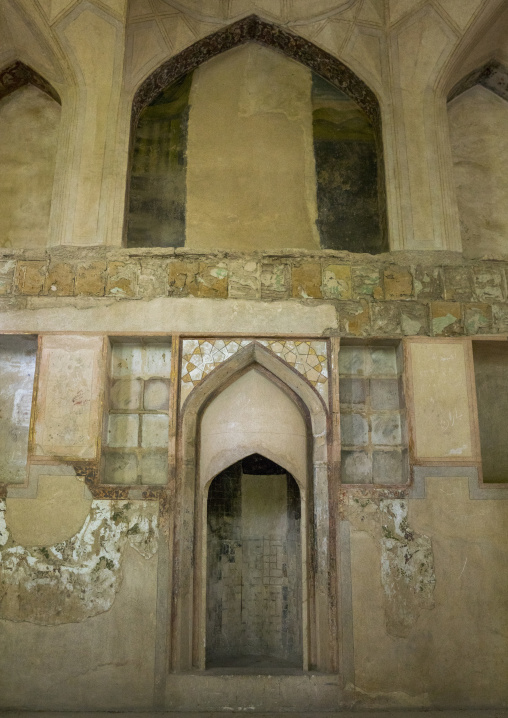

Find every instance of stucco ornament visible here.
[0,499,158,624]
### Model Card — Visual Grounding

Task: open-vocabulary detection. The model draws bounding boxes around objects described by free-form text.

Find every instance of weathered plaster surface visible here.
[345,494,435,638]
[186,44,320,251]
[449,85,508,260]
[0,499,158,624]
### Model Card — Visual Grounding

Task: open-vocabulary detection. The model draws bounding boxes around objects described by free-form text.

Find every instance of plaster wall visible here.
[200,368,307,486]
[349,476,508,707]
[449,85,508,259]
[0,86,60,249]
[185,43,320,251]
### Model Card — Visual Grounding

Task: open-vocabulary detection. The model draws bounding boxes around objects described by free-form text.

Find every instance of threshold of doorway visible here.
[205,654,304,674]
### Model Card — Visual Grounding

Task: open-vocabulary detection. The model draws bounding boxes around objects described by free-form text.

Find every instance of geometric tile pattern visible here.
[180,338,328,406]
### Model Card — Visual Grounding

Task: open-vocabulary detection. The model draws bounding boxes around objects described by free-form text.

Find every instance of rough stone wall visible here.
[1,248,508,337]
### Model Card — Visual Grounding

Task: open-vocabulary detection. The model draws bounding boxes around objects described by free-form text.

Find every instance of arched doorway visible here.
[172,342,335,673]
[206,454,302,670]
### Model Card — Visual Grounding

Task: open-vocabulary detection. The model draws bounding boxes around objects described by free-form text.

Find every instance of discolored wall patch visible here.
[0,499,158,624]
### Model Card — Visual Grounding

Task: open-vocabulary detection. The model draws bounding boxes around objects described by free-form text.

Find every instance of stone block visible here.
[43,262,75,296]
[168,259,198,296]
[351,265,383,299]
[431,301,463,336]
[412,266,443,300]
[107,414,139,448]
[103,451,138,484]
[138,258,168,298]
[110,378,143,411]
[383,266,412,299]
[371,346,398,376]
[75,261,106,296]
[372,449,406,484]
[338,300,370,336]
[0,260,15,295]
[400,302,429,336]
[144,378,170,411]
[492,303,508,333]
[370,302,401,335]
[340,413,368,446]
[111,343,142,378]
[142,344,172,378]
[473,266,506,302]
[260,262,290,299]
[339,346,367,375]
[14,260,46,295]
[291,262,322,299]
[464,303,492,335]
[140,451,168,485]
[339,378,367,406]
[194,262,228,298]
[443,266,474,301]
[141,414,169,448]
[228,260,260,299]
[371,413,402,445]
[322,264,351,299]
[106,261,138,298]
[370,378,400,410]
[341,450,372,484]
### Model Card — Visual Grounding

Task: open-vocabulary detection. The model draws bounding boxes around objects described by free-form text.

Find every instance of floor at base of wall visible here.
[1,712,508,717]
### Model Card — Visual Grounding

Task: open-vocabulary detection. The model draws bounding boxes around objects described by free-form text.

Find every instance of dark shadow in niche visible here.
[126,15,387,253]
[0,61,61,104]
[312,74,382,253]
[206,453,302,672]
[448,60,508,103]
[126,72,192,248]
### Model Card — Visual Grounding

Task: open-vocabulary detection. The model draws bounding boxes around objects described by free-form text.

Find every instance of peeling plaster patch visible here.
[0,499,158,624]
[346,495,435,637]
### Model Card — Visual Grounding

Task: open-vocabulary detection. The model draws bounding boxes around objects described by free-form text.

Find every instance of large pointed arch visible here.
[126,14,386,252]
[171,341,337,674]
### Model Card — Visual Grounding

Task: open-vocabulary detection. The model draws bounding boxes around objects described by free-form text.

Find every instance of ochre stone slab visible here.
[34,335,104,459]
[408,341,474,460]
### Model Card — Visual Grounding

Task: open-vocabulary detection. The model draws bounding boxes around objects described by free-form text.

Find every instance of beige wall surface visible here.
[0,86,60,249]
[185,44,320,251]
[449,85,508,260]
[350,476,508,706]
[33,335,105,459]
[408,341,475,461]
[0,547,158,710]
[200,367,308,486]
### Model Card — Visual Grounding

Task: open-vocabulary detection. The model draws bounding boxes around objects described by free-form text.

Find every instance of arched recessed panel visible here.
[126,15,386,253]
[0,78,61,249]
[448,75,508,259]
[200,367,308,487]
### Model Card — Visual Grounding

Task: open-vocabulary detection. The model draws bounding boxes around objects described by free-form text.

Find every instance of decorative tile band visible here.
[180,337,328,405]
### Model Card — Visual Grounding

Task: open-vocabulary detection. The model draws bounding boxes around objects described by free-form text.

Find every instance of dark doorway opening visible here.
[206,453,302,671]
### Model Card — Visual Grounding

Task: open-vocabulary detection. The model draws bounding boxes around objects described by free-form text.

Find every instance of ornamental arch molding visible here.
[173,341,337,673]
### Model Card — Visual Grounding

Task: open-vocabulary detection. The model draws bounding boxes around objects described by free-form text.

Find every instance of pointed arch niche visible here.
[173,342,336,672]
[447,60,508,260]
[0,62,61,249]
[126,15,386,254]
